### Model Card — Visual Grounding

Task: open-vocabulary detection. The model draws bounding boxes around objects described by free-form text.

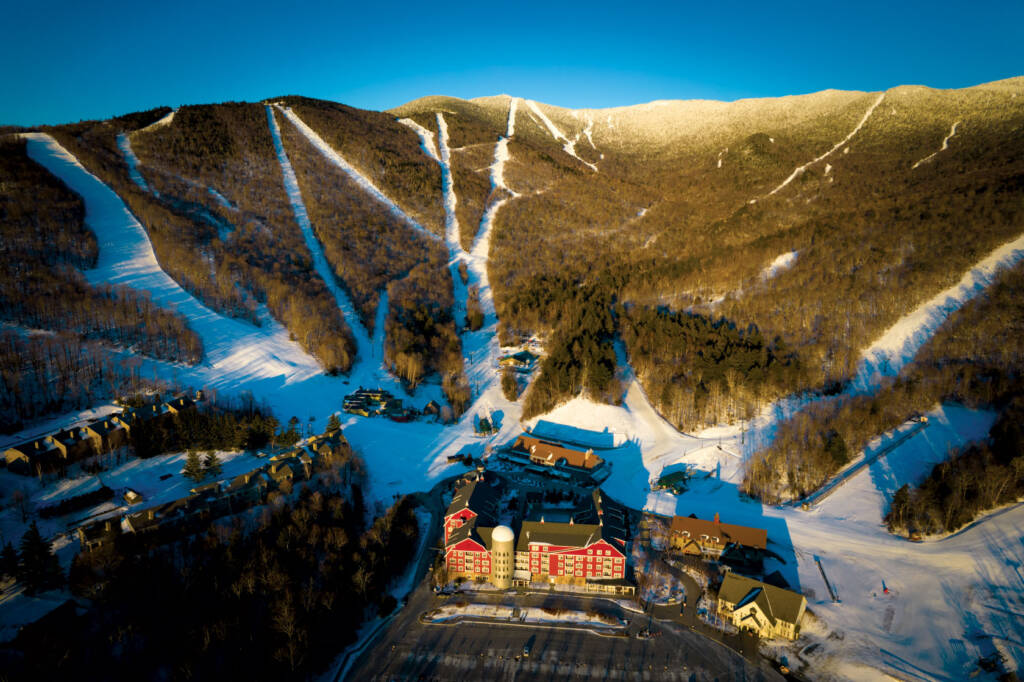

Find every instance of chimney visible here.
[104,521,111,531]
[569,518,574,526]
[713,512,720,524]
[148,510,155,520]
[540,516,545,524]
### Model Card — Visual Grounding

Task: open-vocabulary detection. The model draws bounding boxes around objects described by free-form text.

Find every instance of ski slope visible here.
[398,118,440,162]
[764,93,885,198]
[912,121,960,169]
[761,250,798,280]
[852,230,1024,392]
[525,100,598,171]
[274,104,440,243]
[116,133,150,193]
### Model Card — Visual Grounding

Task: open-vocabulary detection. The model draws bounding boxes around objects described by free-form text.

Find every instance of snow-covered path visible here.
[761,250,798,280]
[398,118,439,162]
[525,100,598,171]
[22,132,322,386]
[274,105,440,243]
[912,120,960,169]
[266,106,410,399]
[116,133,150,193]
[852,229,1024,392]
[762,92,886,199]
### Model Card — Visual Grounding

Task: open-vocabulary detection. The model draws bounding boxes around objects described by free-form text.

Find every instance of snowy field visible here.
[10,114,1024,680]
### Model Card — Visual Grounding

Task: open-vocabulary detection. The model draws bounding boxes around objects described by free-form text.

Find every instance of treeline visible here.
[385,262,469,415]
[128,393,278,457]
[743,260,1024,502]
[0,330,167,433]
[275,108,439,328]
[886,400,1024,535]
[280,96,445,237]
[7,489,421,679]
[0,138,202,363]
[619,305,803,430]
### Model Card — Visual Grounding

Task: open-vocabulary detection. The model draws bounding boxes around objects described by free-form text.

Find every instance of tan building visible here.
[717,573,806,640]
[4,436,67,474]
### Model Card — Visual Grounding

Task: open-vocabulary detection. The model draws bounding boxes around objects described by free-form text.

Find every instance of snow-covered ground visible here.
[398,118,440,162]
[763,93,885,198]
[762,251,798,280]
[116,133,150,193]
[525,100,598,171]
[273,104,440,243]
[852,230,1024,393]
[912,121,960,169]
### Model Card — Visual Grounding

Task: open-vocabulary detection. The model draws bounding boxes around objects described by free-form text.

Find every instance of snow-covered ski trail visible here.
[116,133,151,193]
[266,106,410,399]
[436,113,461,250]
[912,121,960,169]
[525,100,598,171]
[21,132,325,388]
[137,108,176,134]
[852,230,1024,392]
[760,92,885,199]
[274,105,440,243]
[398,118,439,162]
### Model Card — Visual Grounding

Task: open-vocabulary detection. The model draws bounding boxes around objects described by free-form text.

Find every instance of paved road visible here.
[347,579,782,681]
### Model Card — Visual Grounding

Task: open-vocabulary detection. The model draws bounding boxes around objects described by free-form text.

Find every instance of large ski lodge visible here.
[442,473,633,594]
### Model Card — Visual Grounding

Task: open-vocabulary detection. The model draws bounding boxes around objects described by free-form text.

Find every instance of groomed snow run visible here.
[436,113,461,249]
[525,100,597,171]
[398,118,439,162]
[137,108,176,134]
[852,230,1024,392]
[116,133,150,193]
[22,132,323,387]
[912,121,960,169]
[274,105,440,243]
[765,93,885,198]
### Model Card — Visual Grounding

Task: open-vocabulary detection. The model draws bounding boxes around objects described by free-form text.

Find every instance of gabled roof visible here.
[719,573,805,626]
[445,515,492,551]
[670,514,767,550]
[511,435,604,470]
[517,521,606,552]
[86,416,127,436]
[445,476,500,525]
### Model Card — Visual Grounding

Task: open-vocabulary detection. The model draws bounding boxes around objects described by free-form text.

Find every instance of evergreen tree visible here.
[203,451,223,478]
[183,450,205,482]
[18,522,62,594]
[1,541,18,580]
[326,413,341,433]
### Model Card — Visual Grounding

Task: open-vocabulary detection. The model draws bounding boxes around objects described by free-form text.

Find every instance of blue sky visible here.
[2,0,1021,126]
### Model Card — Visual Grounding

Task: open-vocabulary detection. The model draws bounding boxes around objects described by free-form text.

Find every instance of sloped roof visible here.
[511,435,604,470]
[718,573,805,626]
[445,476,500,524]
[517,521,605,552]
[670,514,767,550]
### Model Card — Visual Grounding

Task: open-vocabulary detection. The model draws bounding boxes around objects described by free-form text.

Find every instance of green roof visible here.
[718,572,805,626]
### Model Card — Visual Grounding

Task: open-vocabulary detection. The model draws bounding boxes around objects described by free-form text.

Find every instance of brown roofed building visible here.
[84,416,131,453]
[4,436,67,475]
[669,513,767,559]
[511,435,604,471]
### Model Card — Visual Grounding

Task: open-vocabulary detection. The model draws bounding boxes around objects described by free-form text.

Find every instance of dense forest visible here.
[3,476,422,680]
[0,330,168,434]
[619,305,803,431]
[0,138,202,364]
[385,262,469,415]
[743,260,1024,502]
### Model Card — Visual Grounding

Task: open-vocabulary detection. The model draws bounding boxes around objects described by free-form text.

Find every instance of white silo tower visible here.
[490,525,515,589]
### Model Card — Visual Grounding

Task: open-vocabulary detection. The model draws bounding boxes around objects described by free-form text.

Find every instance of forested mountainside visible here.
[0,137,201,431]
[3,78,1022,500]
